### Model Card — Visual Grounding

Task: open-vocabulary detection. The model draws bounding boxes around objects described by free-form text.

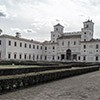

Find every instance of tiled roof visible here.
[0,34,42,44]
[81,39,100,43]
[54,23,64,27]
[57,35,81,39]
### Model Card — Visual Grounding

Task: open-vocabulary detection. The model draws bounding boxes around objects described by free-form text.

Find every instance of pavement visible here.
[0,71,100,100]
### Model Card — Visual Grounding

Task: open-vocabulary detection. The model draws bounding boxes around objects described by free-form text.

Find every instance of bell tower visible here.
[81,20,94,41]
[51,23,64,43]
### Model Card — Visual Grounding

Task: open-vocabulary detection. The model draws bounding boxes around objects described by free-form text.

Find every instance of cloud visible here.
[10,28,21,32]
[0,5,9,18]
[0,12,6,17]
[23,29,37,33]
[11,28,36,34]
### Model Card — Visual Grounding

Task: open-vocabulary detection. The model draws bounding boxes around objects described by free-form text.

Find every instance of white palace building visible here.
[0,20,100,62]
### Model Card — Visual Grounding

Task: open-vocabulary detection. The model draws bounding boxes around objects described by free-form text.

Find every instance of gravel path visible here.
[0,71,100,100]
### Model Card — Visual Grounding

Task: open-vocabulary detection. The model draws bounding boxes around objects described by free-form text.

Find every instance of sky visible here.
[0,0,100,42]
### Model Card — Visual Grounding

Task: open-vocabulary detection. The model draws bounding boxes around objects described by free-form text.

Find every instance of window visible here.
[37,45,39,49]
[78,56,80,60]
[29,44,31,48]
[53,46,55,50]
[83,45,86,49]
[14,53,17,59]
[86,25,88,28]
[25,43,27,48]
[0,40,1,45]
[84,39,86,41]
[8,41,11,46]
[45,47,47,50]
[53,34,55,37]
[37,55,39,60]
[56,28,58,31]
[96,50,98,52]
[84,50,86,52]
[8,53,11,59]
[68,41,70,46]
[52,56,55,60]
[33,54,35,60]
[41,46,42,50]
[45,56,47,60]
[84,32,86,34]
[58,56,60,60]
[24,54,27,59]
[33,45,35,49]
[74,41,76,45]
[83,56,86,61]
[0,52,1,59]
[96,44,99,49]
[40,55,42,60]
[19,54,22,59]
[62,41,64,46]
[95,56,98,61]
[14,42,17,46]
[20,42,22,47]
[29,54,31,59]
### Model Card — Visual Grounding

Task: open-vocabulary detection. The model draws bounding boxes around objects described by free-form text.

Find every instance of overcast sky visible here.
[0,0,100,41]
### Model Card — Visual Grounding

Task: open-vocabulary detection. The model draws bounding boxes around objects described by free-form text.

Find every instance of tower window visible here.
[86,25,89,28]
[53,46,55,50]
[53,34,55,37]
[83,45,86,49]
[84,32,86,34]
[96,44,99,49]
[56,28,58,31]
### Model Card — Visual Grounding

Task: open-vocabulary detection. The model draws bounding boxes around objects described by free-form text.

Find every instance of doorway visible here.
[66,49,71,60]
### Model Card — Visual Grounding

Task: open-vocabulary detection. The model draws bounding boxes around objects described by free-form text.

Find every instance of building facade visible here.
[0,20,100,62]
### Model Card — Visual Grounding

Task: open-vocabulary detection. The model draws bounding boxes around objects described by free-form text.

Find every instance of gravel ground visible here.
[0,71,100,100]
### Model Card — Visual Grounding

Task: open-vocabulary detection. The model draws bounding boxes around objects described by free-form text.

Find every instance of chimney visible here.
[16,32,21,38]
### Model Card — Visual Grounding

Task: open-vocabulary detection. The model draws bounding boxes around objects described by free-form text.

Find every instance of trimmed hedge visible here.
[0,66,99,94]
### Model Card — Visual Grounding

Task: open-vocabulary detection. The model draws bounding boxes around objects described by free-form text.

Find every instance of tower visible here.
[51,23,64,43]
[81,20,94,41]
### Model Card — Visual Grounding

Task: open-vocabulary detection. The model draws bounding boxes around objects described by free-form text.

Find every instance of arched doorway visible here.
[66,49,71,60]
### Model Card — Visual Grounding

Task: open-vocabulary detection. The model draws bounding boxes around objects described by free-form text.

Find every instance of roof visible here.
[0,34,42,44]
[81,39,100,43]
[83,20,94,24]
[57,35,81,39]
[54,23,64,28]
[43,41,57,45]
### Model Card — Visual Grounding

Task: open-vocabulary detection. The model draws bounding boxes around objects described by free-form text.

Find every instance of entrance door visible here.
[66,49,71,60]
